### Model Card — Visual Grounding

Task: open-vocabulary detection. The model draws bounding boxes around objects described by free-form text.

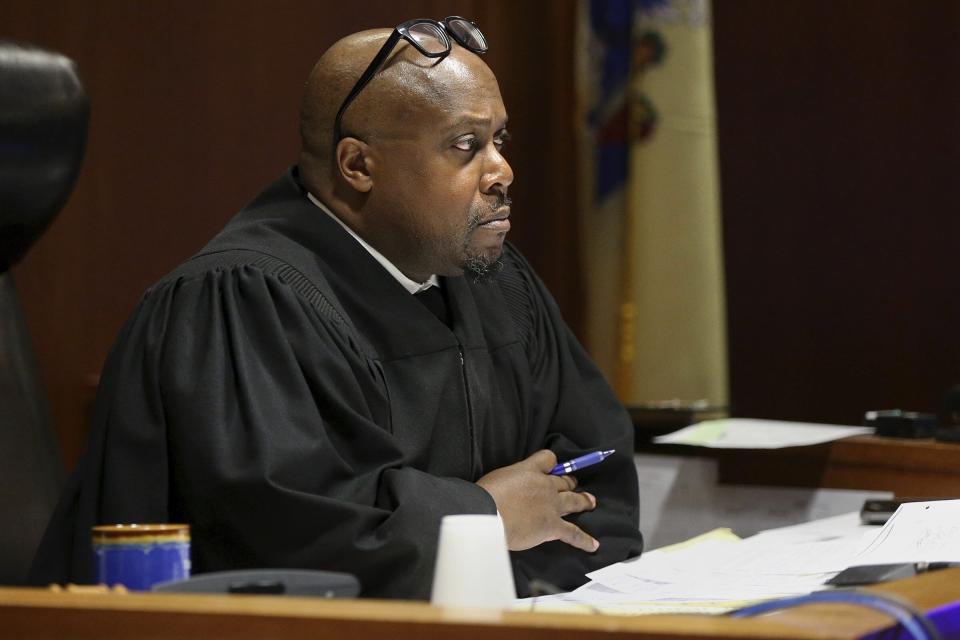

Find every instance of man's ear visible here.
[335,137,374,193]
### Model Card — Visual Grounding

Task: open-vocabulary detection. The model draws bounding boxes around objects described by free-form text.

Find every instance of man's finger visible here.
[557,491,595,516]
[551,474,577,492]
[555,520,599,553]
[529,449,558,471]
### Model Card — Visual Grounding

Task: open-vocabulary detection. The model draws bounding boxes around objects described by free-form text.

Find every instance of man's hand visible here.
[476,449,598,552]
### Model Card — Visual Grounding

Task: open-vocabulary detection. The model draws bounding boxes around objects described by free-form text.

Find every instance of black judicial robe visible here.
[31,168,643,598]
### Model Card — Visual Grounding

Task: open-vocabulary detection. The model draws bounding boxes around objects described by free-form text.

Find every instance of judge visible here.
[31,19,643,598]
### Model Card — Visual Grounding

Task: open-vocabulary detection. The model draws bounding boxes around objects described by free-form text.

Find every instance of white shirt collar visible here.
[306,192,439,295]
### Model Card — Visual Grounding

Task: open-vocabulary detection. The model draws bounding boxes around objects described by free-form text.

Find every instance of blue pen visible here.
[549,449,615,476]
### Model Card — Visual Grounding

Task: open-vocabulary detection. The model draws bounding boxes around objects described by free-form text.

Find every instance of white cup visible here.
[430,514,517,609]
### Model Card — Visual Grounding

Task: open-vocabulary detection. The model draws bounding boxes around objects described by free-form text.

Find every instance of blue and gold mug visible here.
[92,524,191,590]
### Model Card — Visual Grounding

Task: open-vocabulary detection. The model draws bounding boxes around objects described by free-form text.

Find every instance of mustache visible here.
[468,194,513,231]
[490,194,512,211]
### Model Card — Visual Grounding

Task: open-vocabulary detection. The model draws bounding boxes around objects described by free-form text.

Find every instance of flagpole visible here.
[615,25,638,402]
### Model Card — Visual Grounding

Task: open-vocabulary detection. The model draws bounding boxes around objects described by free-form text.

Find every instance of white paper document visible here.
[515,512,878,614]
[852,499,960,565]
[515,500,960,615]
[653,418,873,449]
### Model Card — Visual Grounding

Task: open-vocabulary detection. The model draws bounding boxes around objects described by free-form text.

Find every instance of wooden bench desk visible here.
[1,568,958,640]
[715,436,960,497]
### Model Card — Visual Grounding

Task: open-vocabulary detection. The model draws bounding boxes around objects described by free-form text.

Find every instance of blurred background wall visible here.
[714,1,960,428]
[2,0,958,470]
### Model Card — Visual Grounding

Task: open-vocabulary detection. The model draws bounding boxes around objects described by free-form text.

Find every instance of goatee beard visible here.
[463,195,510,283]
[464,253,503,283]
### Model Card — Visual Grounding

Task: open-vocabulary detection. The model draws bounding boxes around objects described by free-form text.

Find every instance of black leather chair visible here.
[0,40,89,584]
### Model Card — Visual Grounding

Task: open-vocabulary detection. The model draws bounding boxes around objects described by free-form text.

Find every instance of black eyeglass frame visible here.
[333,16,487,143]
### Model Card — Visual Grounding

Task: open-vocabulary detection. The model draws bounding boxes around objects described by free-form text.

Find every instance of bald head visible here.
[298,28,498,193]
[296,25,512,283]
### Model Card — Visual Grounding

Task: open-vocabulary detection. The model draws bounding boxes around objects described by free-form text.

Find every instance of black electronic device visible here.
[860,499,902,525]
[152,569,361,598]
[860,497,954,525]
[937,384,960,443]
[863,410,936,439]
[826,563,918,586]
[935,427,960,443]
[827,562,959,587]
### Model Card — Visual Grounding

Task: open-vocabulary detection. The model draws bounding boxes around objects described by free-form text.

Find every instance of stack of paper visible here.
[515,500,960,615]
[652,418,873,449]
[515,512,876,614]
[851,499,960,565]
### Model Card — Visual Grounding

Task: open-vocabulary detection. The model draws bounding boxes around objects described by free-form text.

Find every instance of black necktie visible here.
[415,286,450,327]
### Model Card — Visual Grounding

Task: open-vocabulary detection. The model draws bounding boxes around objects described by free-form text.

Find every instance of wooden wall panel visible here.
[0,0,580,468]
[714,0,960,426]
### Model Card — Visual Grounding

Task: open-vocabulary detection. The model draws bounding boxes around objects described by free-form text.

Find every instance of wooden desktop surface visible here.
[2,568,958,640]
[637,430,960,497]
[715,436,960,497]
